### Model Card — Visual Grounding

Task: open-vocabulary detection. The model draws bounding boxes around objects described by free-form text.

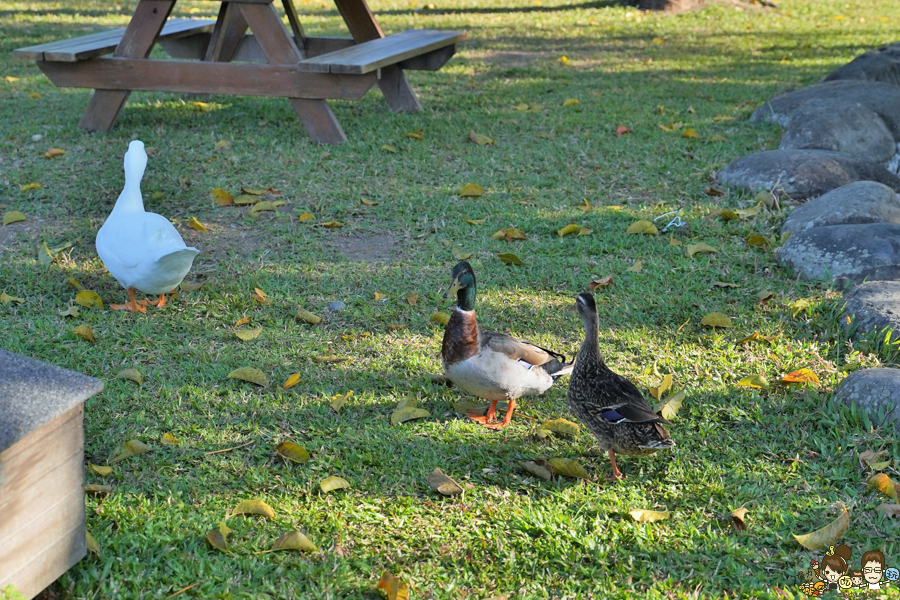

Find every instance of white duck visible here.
[96,140,199,313]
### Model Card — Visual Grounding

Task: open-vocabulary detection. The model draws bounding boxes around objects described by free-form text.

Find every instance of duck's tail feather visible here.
[544,359,574,380]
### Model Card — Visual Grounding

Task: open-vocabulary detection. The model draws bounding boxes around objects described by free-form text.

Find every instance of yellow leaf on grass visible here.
[579,227,592,236]
[382,144,399,153]
[713,115,735,122]
[589,276,613,290]
[276,441,310,464]
[736,374,770,391]
[653,390,685,420]
[5,76,21,82]
[252,288,268,303]
[712,281,740,289]
[557,224,581,237]
[160,432,179,446]
[464,218,486,225]
[391,405,431,426]
[681,128,699,139]
[779,369,819,385]
[686,242,718,258]
[700,312,731,327]
[792,509,850,550]
[283,372,302,389]
[75,290,103,309]
[74,325,97,343]
[313,355,347,363]
[21,182,41,191]
[709,209,739,221]
[320,476,351,493]
[626,220,658,235]
[427,468,464,496]
[789,299,810,318]
[757,290,775,303]
[235,327,262,341]
[115,368,143,385]
[536,418,580,437]
[648,374,673,400]
[270,531,318,552]
[452,248,473,261]
[859,450,890,470]
[188,217,207,231]
[1,291,25,304]
[406,293,418,306]
[469,130,495,145]
[181,280,205,292]
[44,148,65,159]
[85,484,112,494]
[630,509,670,523]
[459,183,484,197]
[562,98,580,107]
[406,131,424,140]
[232,499,275,519]
[735,203,763,218]
[627,260,643,273]
[211,189,234,205]
[747,235,768,248]
[548,457,590,480]
[86,531,100,556]
[3,211,26,226]
[430,312,450,325]
[227,367,269,387]
[377,571,410,600]
[235,317,251,327]
[498,253,524,266]
[66,277,83,290]
[59,305,79,317]
[515,103,530,111]
[206,526,230,553]
[321,221,343,228]
[248,201,278,217]
[577,198,591,211]
[731,507,749,531]
[88,463,113,476]
[520,460,553,480]
[109,439,151,464]
[360,197,379,206]
[330,391,352,412]
[669,235,682,247]
[503,228,527,240]
[373,291,386,301]
[868,473,899,500]
[233,194,259,206]
[296,307,322,324]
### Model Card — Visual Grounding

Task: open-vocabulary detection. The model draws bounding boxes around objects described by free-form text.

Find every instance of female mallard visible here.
[441,261,573,429]
[568,292,674,480]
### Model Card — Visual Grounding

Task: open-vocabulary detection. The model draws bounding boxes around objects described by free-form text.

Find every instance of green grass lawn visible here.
[2,0,900,597]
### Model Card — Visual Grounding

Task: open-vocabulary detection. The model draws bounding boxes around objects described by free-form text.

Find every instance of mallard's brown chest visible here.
[442,309,479,365]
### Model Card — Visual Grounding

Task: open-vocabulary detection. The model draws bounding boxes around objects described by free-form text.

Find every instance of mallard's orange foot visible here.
[605,472,625,482]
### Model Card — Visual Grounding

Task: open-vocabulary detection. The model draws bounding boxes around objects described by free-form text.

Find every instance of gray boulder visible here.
[778,99,897,164]
[781,181,900,234]
[750,80,900,140]
[843,280,900,343]
[775,223,900,282]
[824,42,900,88]
[833,368,900,431]
[718,150,900,200]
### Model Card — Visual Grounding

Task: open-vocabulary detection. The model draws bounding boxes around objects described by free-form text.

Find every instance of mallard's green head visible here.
[443,261,477,311]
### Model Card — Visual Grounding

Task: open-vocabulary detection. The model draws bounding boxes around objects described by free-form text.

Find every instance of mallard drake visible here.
[96,141,199,313]
[441,261,573,429]
[568,292,674,480]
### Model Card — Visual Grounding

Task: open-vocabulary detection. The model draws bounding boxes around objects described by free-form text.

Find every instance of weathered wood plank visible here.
[297,29,465,74]
[160,33,355,61]
[0,489,85,599]
[397,43,456,71]
[332,0,383,42]
[0,406,82,510]
[13,18,214,62]
[37,57,376,99]
[203,2,248,63]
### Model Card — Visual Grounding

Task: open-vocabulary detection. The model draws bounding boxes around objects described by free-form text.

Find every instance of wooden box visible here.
[0,350,103,599]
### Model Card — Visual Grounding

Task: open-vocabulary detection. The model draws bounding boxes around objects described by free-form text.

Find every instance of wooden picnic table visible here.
[14,0,466,144]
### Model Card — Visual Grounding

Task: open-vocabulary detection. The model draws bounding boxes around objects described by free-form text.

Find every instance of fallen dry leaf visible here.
[653,390,685,420]
[589,276,613,290]
[859,450,890,471]
[298,213,314,222]
[252,288,268,303]
[875,503,900,518]
[498,252,525,266]
[469,130,494,145]
[427,468,464,496]
[562,98,580,107]
[747,235,768,248]
[235,327,262,341]
[295,307,322,325]
[44,148,65,159]
[115,368,143,385]
[686,242,718,258]
[681,128,699,139]
[792,508,849,550]
[206,522,231,553]
[88,463,113,476]
[616,125,631,136]
[868,473,899,501]
[627,260,642,273]
[313,355,348,363]
[330,391,352,412]
[536,418,580,437]
[1,291,25,304]
[430,312,450,326]
[789,298,810,318]
[276,441,310,464]
[233,194,259,206]
[320,476,351,493]
[452,248,473,261]
[464,218,486,225]
[630,509,670,523]
[577,198,591,211]
[548,457,590,480]
[108,439,151,464]
[227,367,269,387]
[381,144,399,153]
[360,197,379,206]
[406,293,418,306]
[557,224,581,237]
[188,217,207,231]
[406,131,424,140]
[160,433,179,446]
[211,189,234,205]
[269,531,318,552]
[235,317,251,327]
[779,369,819,386]
[625,220,658,235]
[283,372,302,389]
[231,499,275,519]
[3,209,28,225]
[75,290,103,310]
[84,484,112,494]
[86,531,101,556]
[731,507,749,532]
[648,374,673,401]
[700,312,732,328]
[459,183,483,197]
[712,281,740,289]
[74,324,97,343]
[736,374,771,391]
[756,290,775,304]
[58,305,79,317]
[321,221,343,228]
[520,460,553,480]
[376,571,410,600]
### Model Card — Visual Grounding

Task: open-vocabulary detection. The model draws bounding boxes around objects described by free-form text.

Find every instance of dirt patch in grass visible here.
[0,217,72,254]
[472,49,555,68]
[329,232,403,263]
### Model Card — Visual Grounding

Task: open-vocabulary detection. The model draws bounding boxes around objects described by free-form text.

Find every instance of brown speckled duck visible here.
[568,292,675,480]
[441,261,573,429]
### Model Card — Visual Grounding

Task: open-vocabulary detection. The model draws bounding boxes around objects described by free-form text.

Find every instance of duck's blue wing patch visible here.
[600,409,626,423]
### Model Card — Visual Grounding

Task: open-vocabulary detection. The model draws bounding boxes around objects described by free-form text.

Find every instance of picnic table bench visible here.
[14,0,466,144]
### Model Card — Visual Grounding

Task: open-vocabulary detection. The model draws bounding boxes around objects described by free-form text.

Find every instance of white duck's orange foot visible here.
[111,289,149,313]
[148,293,168,308]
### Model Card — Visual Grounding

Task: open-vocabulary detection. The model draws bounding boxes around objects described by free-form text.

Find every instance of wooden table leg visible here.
[332,0,421,113]
[79,0,175,131]
[204,1,248,63]
[239,2,346,144]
